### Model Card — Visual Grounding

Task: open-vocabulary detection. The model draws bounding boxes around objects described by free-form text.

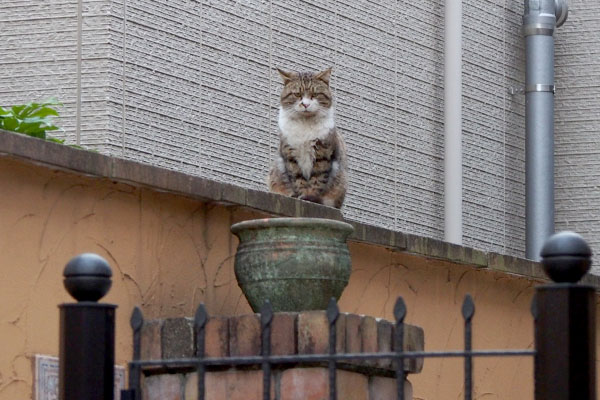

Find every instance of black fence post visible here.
[59,253,116,400]
[535,231,596,400]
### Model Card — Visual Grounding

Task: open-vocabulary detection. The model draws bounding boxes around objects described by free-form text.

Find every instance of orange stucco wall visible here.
[0,156,598,399]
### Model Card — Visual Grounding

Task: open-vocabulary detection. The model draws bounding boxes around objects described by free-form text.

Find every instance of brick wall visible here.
[139,310,424,400]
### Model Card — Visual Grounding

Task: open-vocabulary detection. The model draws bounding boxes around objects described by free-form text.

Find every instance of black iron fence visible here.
[120,295,537,400]
[58,231,597,400]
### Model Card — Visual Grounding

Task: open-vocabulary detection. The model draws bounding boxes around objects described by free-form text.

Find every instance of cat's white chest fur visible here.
[279,108,335,179]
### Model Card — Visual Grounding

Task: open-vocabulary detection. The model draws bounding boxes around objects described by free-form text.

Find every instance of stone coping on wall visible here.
[2,129,599,290]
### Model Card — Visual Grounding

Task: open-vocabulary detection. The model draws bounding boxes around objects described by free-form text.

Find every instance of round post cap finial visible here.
[540,231,592,283]
[63,253,112,302]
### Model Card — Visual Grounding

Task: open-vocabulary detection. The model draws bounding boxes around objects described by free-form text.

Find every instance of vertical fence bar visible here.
[59,253,116,400]
[120,308,142,400]
[462,295,475,400]
[394,297,406,400]
[260,301,274,400]
[326,298,339,400]
[535,231,596,399]
[194,304,208,400]
[129,307,143,400]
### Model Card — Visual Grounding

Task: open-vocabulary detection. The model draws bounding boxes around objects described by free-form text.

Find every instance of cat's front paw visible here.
[298,194,322,205]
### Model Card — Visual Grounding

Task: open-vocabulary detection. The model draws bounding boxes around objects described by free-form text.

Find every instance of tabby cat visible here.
[267,67,347,208]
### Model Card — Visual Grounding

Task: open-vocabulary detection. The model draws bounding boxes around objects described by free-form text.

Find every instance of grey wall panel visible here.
[555,0,600,272]
[105,8,128,156]
[462,0,508,253]
[120,0,202,174]
[394,1,445,239]
[333,0,397,230]
[502,1,526,257]
[79,0,112,148]
[201,0,270,186]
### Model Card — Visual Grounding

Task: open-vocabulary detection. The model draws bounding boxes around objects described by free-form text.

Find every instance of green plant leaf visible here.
[43,124,60,131]
[1,97,63,142]
[16,103,40,119]
[40,97,62,106]
[47,137,65,144]
[20,123,46,138]
[2,117,19,131]
[10,104,27,116]
[22,116,46,123]
[14,98,62,119]
[22,116,54,126]
[28,107,59,118]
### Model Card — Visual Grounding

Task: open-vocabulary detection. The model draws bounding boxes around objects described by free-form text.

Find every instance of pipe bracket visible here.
[509,86,525,95]
[526,84,555,94]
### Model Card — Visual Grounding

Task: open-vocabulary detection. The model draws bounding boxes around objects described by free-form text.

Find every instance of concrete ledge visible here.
[487,253,546,280]
[0,129,586,289]
[0,129,342,221]
[405,234,488,267]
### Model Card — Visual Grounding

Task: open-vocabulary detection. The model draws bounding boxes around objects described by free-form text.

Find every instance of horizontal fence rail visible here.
[121,295,535,400]
[125,349,537,367]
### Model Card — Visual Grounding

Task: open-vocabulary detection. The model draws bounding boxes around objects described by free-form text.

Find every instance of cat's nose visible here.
[301,101,310,108]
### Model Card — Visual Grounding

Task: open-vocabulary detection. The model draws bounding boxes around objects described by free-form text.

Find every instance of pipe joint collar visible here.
[523,10,556,36]
[523,0,568,34]
[523,23,555,36]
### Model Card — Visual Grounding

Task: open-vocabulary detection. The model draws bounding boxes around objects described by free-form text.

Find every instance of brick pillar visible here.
[139,311,424,400]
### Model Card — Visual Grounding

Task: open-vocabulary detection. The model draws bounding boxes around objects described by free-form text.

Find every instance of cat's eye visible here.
[294,92,302,98]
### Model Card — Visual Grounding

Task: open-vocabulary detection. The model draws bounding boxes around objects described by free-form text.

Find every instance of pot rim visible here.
[231,217,354,235]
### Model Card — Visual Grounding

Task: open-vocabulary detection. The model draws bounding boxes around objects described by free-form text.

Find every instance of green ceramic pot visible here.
[230,218,354,312]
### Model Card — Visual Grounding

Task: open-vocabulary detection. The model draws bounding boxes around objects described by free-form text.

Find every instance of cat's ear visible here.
[277,68,295,85]
[315,67,332,85]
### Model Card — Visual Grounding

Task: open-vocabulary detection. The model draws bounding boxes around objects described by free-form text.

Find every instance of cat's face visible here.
[278,68,333,118]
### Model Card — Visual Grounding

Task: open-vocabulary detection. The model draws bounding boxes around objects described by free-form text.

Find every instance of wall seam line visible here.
[121,0,127,157]
[502,0,507,254]
[394,0,399,231]
[76,0,83,146]
[197,0,203,176]
[268,0,273,177]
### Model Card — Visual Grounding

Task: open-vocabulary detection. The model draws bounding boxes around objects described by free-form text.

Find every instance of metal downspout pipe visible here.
[523,0,568,260]
[444,0,463,245]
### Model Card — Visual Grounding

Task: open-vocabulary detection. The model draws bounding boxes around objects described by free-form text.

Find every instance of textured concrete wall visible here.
[462,0,526,256]
[2,0,597,264]
[555,0,600,272]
